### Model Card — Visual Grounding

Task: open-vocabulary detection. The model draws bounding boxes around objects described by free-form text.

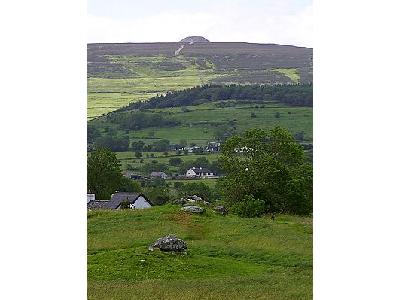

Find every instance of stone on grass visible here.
[173,198,186,205]
[181,205,204,214]
[214,205,228,215]
[190,195,203,202]
[149,235,187,252]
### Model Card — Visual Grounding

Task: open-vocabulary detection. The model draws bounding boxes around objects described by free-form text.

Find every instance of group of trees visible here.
[106,111,180,131]
[93,135,130,152]
[218,126,312,215]
[136,156,222,177]
[89,133,173,153]
[119,84,312,111]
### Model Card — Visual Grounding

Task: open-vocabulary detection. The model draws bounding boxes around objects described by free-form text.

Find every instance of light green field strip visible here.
[88,55,220,119]
[272,68,300,83]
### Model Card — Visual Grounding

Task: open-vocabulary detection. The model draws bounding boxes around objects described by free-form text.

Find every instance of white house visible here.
[186,167,214,178]
[87,194,95,203]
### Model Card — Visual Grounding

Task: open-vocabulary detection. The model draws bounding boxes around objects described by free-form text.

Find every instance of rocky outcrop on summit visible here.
[179,36,210,44]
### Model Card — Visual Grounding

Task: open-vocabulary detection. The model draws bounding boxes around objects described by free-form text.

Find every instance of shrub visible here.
[119,200,130,209]
[231,195,265,218]
[145,187,170,205]
[173,182,184,189]
[180,182,212,201]
[118,177,142,193]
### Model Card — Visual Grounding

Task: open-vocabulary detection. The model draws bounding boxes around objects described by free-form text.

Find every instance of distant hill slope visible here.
[87,42,312,119]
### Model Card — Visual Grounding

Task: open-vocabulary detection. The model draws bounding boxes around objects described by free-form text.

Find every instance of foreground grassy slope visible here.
[88,205,312,299]
[88,42,312,119]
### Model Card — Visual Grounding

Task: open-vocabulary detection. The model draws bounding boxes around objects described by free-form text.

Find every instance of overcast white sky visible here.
[88,0,312,47]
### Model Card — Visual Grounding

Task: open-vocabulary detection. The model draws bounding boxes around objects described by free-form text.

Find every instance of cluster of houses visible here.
[169,142,221,153]
[185,167,216,178]
[87,192,152,210]
[123,167,217,181]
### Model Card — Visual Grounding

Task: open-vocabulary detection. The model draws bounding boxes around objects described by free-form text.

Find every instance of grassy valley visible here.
[87,40,313,300]
[89,100,312,175]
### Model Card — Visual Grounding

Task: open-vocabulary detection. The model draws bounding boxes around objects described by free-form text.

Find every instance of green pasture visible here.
[88,205,312,299]
[272,68,300,83]
[88,55,221,119]
[126,102,313,145]
[116,152,220,173]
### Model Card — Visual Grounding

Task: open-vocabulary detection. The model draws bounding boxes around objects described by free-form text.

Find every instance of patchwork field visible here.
[87,205,312,300]
[116,151,221,173]
[90,101,312,151]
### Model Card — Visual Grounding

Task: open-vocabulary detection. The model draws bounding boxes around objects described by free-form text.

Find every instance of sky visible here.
[88,0,312,47]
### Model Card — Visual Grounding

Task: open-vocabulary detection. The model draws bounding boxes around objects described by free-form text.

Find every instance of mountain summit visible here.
[179,36,210,44]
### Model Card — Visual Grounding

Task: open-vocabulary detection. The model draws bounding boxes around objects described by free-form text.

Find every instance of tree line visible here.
[118,83,312,111]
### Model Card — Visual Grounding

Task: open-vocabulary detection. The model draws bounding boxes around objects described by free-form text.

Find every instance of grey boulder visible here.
[181,205,204,214]
[149,235,187,252]
[214,205,228,215]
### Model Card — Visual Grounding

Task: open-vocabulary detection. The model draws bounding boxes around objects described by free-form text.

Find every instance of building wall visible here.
[186,169,197,177]
[87,194,95,203]
[131,196,152,209]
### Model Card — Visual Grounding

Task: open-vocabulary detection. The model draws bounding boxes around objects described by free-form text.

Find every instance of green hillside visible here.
[89,101,312,171]
[88,205,312,300]
[88,42,312,119]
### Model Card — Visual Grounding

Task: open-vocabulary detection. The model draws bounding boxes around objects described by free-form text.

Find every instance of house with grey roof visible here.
[87,192,152,210]
[150,171,168,179]
[186,167,215,178]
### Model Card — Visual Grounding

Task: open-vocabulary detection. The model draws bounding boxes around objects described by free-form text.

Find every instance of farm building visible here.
[150,171,168,179]
[186,167,214,178]
[87,193,152,210]
[87,194,95,203]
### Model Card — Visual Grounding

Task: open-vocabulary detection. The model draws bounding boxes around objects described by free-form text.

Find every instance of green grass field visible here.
[88,55,220,119]
[91,101,312,148]
[116,151,220,172]
[272,68,300,83]
[88,205,312,299]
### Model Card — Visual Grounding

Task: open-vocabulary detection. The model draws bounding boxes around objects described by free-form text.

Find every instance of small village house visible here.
[87,192,152,210]
[150,171,168,179]
[87,194,95,203]
[186,167,214,178]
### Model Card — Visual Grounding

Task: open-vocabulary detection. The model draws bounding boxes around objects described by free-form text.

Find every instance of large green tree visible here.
[218,126,312,215]
[87,148,123,199]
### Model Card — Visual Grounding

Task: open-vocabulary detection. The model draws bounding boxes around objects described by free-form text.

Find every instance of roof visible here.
[87,200,110,209]
[87,193,152,209]
[150,172,167,177]
[189,167,212,174]
[109,192,141,209]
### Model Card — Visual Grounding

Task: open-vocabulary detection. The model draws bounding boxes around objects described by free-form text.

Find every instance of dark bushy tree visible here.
[145,187,170,205]
[87,148,123,199]
[180,182,212,201]
[94,135,129,152]
[118,177,142,193]
[169,157,183,166]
